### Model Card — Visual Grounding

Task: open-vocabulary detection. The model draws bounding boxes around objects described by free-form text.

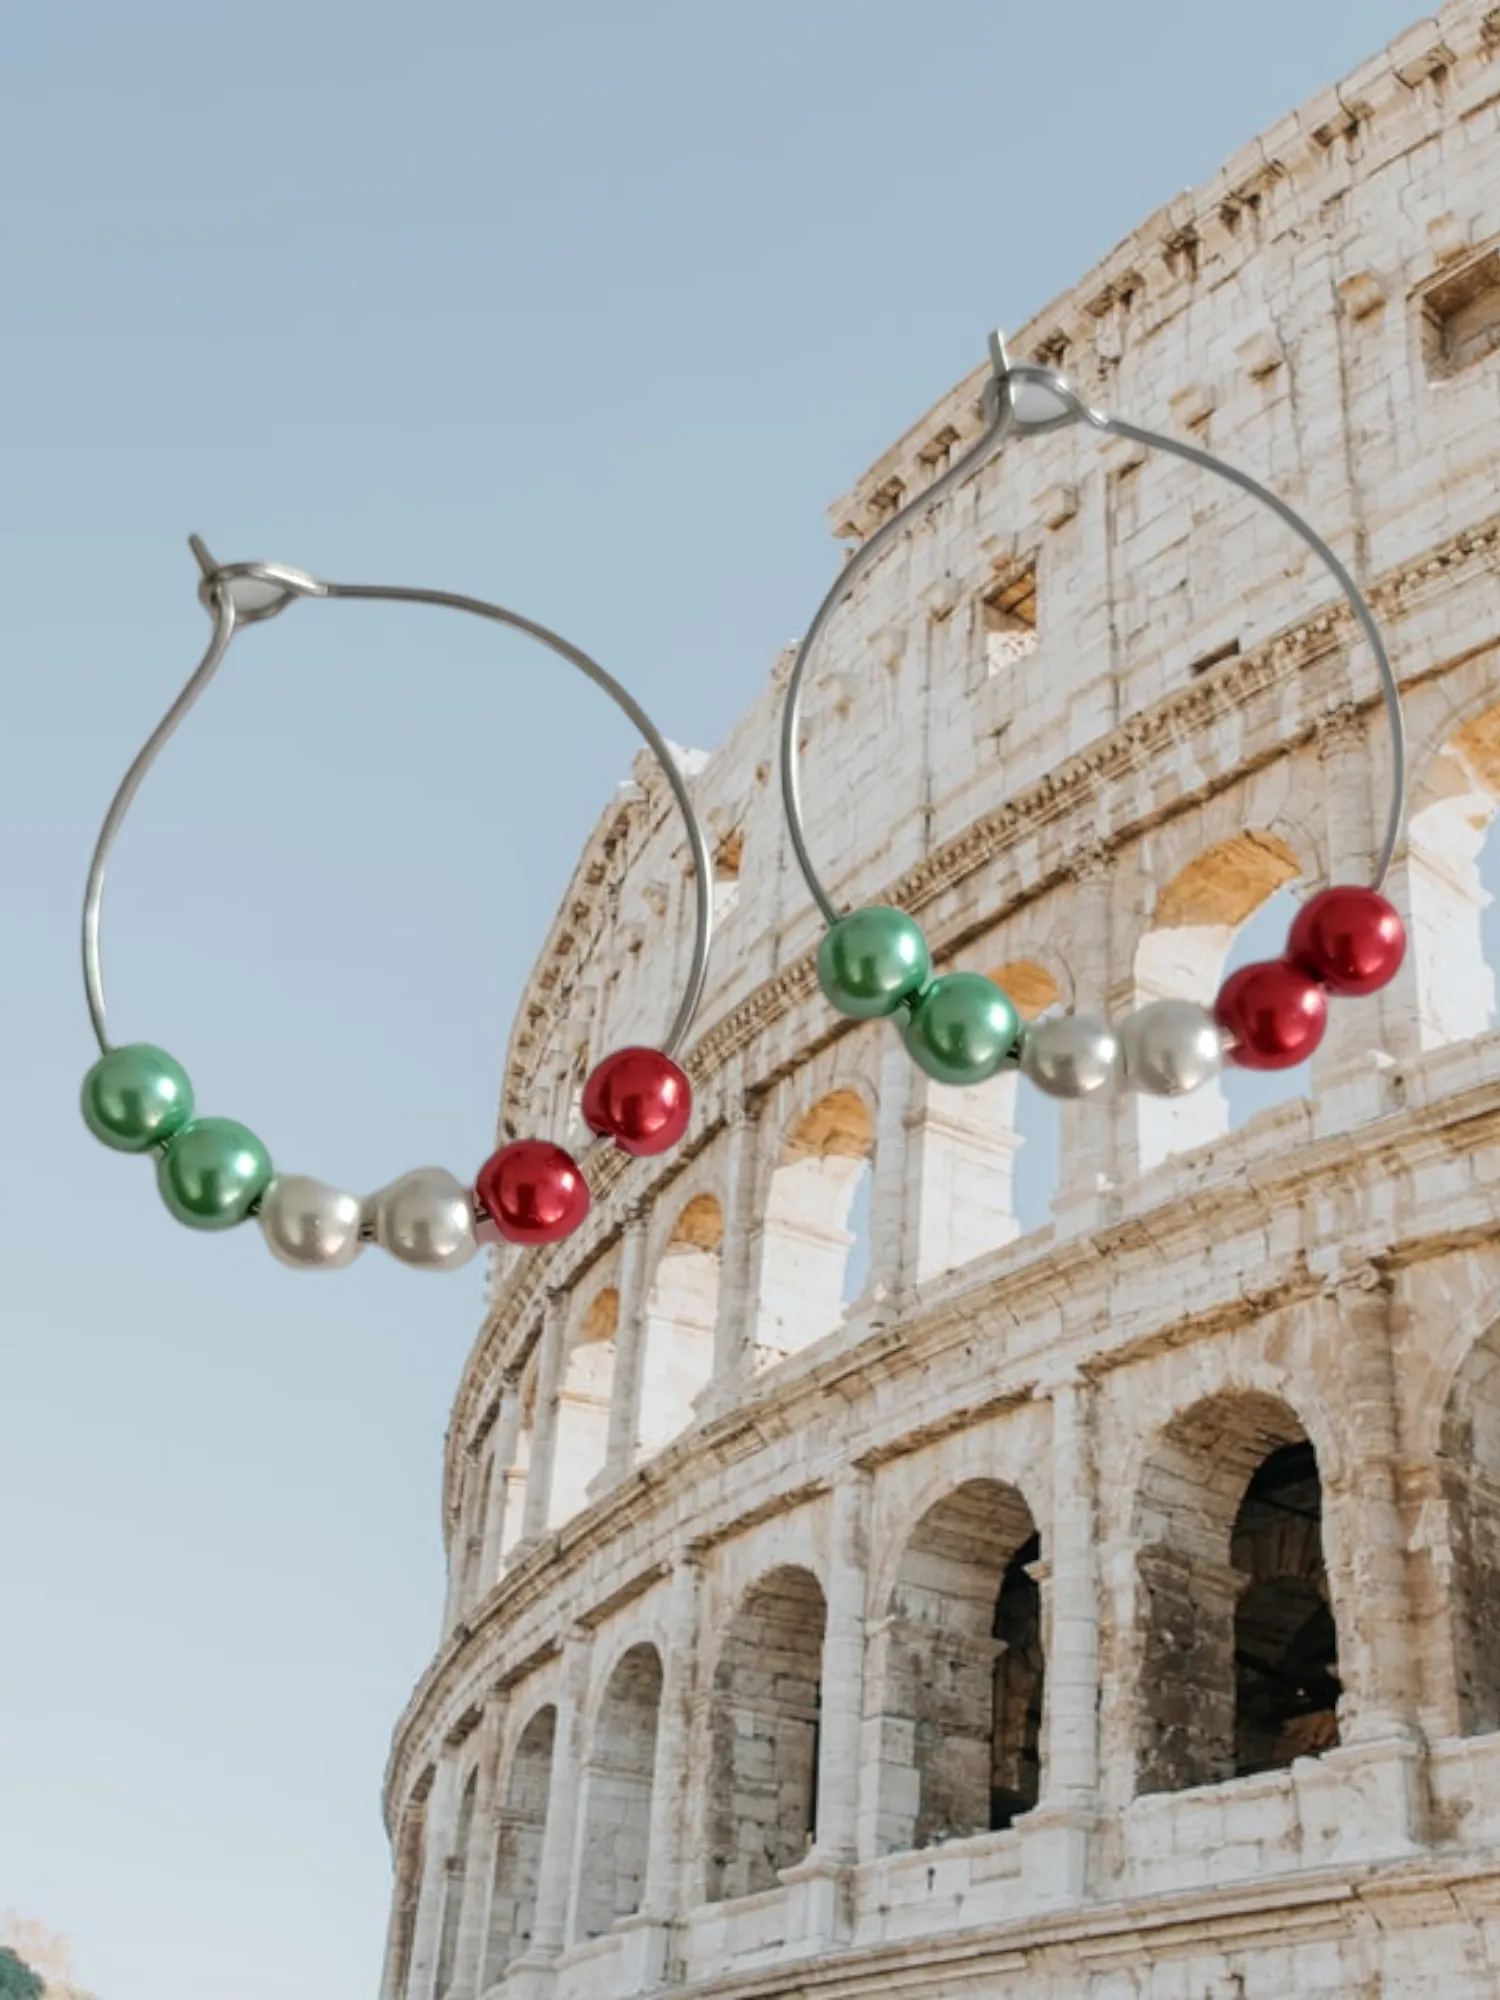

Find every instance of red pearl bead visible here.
[1286,886,1406,997]
[474,1141,590,1246]
[582,1047,692,1157]
[1215,959,1328,1071]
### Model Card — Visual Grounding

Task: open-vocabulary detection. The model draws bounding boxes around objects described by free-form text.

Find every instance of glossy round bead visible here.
[259,1174,366,1270]
[372,1168,478,1271]
[156,1116,272,1230]
[1120,999,1225,1098]
[817,907,932,1021]
[1216,959,1328,1071]
[1019,1012,1119,1099]
[582,1047,692,1157]
[900,973,1021,1086]
[1287,886,1406,997]
[475,1141,590,1246]
[81,1043,194,1153]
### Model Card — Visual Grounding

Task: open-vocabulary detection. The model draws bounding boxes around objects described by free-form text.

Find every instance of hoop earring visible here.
[79,540,713,1269]
[779,331,1408,1100]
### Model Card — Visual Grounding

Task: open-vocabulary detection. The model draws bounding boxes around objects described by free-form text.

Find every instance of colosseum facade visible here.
[380,5,1500,1994]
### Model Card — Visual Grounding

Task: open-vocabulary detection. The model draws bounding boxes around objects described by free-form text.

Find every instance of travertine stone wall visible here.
[384,5,1500,1996]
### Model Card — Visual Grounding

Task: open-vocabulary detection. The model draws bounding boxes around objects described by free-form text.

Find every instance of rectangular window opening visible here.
[981,561,1039,677]
[1188,638,1241,679]
[1422,250,1500,380]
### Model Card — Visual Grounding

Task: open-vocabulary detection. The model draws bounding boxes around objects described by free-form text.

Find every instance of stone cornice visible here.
[389,1049,1500,1827]
[826,1,1494,541]
[657,1854,1497,1999]
[448,506,1500,1492]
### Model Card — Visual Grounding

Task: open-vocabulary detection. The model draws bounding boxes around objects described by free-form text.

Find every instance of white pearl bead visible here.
[259,1175,366,1270]
[373,1168,478,1271]
[1119,999,1225,1098]
[1019,1013,1119,1099]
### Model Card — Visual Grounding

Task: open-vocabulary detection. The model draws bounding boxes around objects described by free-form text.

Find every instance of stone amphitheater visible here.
[379,5,1500,1994]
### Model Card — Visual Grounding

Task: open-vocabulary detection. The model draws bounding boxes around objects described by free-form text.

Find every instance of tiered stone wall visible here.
[383,5,1500,1995]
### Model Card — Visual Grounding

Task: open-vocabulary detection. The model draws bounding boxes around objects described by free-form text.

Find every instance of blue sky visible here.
[0,4,1431,1996]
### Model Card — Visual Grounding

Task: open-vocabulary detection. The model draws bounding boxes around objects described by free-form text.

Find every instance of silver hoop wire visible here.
[82,539,715,1067]
[780,330,1407,931]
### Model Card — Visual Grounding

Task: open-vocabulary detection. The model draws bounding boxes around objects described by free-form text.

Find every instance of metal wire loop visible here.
[81,542,715,1068]
[780,329,1407,931]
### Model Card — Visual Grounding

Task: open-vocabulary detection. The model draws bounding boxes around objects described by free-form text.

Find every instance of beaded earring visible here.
[779,332,1408,1099]
[79,542,712,1269]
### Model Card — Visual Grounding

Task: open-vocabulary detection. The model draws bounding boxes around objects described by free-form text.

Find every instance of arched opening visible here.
[435,1767,477,1996]
[549,1290,618,1526]
[1232,1442,1341,1773]
[1401,703,1500,1051]
[900,960,1058,1281]
[638,1196,723,1459]
[872,1480,1043,1854]
[991,961,1062,1242]
[573,1644,664,1941]
[484,1706,555,1987]
[706,1566,826,1901]
[1134,1393,1339,1795]
[1440,1323,1500,1735]
[1132,831,1304,1171]
[757,1093,874,1363]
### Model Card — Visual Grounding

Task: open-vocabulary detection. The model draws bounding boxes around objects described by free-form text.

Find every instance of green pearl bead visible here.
[81,1043,195,1153]
[901,973,1022,1086]
[156,1117,272,1231]
[818,906,932,1021]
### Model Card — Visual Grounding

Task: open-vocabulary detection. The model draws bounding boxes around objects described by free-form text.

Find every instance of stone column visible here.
[598,1206,650,1488]
[868,1042,913,1298]
[1022,1372,1101,1904]
[784,1470,869,1950]
[890,1049,1023,1289]
[1324,1267,1422,1743]
[447,1704,505,2000]
[403,1753,460,2000]
[813,1469,871,1861]
[1054,850,1120,1230]
[379,1788,430,2000]
[508,1630,590,1994]
[519,1295,567,1544]
[617,1554,702,1993]
[478,1379,524,1586]
[702,1093,762,1414]
[1311,703,1413,1112]
[440,1460,473,1638]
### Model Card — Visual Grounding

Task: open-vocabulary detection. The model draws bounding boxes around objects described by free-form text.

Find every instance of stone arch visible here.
[549,1288,618,1526]
[638,1194,724,1459]
[757,1088,876,1363]
[870,1479,1043,1854]
[989,956,1066,1241]
[1439,1319,1500,1736]
[705,1565,827,1902]
[1130,828,1309,1171]
[1132,1390,1339,1795]
[483,1704,556,1985]
[1395,692,1500,1053]
[573,1642,664,1941]
[434,1764,478,1996]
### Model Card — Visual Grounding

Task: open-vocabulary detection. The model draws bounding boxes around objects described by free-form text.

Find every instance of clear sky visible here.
[0,4,1432,1997]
